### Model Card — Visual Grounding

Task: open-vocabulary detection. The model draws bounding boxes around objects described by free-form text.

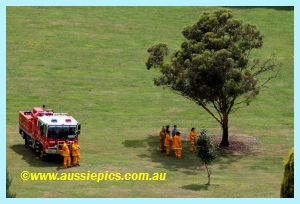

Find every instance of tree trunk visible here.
[205,164,210,185]
[220,113,229,146]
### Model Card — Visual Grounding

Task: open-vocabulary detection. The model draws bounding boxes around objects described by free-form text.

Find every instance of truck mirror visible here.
[78,124,81,130]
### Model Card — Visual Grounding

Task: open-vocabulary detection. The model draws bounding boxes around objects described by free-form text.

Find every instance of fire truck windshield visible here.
[47,126,77,139]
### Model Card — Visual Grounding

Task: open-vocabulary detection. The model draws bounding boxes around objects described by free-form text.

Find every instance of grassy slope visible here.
[6,6,293,198]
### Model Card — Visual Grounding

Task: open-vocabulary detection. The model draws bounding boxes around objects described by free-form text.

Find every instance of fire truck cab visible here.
[19,107,81,160]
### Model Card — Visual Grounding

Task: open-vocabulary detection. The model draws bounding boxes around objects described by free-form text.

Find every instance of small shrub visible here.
[196,129,217,185]
[280,147,294,198]
[6,167,16,198]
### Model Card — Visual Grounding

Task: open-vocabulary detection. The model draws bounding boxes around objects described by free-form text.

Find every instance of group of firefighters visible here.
[61,140,81,168]
[159,125,197,159]
[60,125,197,167]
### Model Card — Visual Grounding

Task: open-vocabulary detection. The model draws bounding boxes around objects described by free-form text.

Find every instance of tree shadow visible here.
[214,148,244,170]
[9,144,67,171]
[122,135,246,174]
[181,184,209,191]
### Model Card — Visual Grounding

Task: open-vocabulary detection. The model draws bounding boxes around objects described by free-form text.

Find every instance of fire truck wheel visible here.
[39,148,47,161]
[24,138,28,148]
[23,132,29,148]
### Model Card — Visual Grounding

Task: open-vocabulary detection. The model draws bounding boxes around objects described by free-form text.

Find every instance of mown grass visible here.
[6,6,293,198]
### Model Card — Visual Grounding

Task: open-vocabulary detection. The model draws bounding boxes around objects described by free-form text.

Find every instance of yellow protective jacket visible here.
[71,143,78,156]
[190,130,196,141]
[62,142,70,156]
[164,133,172,146]
[159,130,166,142]
[173,135,182,149]
[77,144,81,154]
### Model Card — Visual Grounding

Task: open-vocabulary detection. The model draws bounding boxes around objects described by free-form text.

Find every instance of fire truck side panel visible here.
[19,111,33,137]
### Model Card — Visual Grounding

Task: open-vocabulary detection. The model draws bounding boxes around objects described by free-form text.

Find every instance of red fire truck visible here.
[19,106,81,160]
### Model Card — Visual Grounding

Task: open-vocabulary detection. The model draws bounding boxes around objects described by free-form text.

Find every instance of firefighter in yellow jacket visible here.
[71,140,81,166]
[189,127,197,152]
[173,132,182,159]
[164,130,172,156]
[62,140,71,168]
[159,126,166,152]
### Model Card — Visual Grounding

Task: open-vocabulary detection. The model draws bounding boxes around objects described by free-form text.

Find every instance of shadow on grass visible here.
[123,139,147,148]
[214,148,244,170]
[181,184,209,191]
[9,144,67,171]
[122,135,246,174]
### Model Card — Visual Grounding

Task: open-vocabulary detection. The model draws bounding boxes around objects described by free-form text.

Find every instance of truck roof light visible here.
[51,119,58,123]
[65,119,72,123]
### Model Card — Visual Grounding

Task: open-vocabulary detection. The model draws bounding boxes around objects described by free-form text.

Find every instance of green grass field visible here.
[6,6,293,198]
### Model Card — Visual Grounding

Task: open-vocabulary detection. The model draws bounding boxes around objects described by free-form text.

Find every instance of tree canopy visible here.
[146,9,279,146]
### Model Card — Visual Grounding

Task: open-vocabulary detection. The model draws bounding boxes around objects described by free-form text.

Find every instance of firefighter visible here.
[173,132,182,159]
[62,140,71,168]
[165,125,170,151]
[164,130,172,156]
[71,140,81,166]
[171,125,177,137]
[165,125,170,135]
[77,140,81,166]
[159,126,166,152]
[190,127,197,152]
[171,125,177,151]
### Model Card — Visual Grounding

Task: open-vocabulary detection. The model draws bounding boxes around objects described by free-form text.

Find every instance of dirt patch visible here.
[211,134,259,153]
[48,20,81,26]
[180,133,259,153]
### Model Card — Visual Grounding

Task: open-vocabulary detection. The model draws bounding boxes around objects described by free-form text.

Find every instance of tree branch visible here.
[227,97,236,114]
[260,69,280,88]
[197,100,222,125]
[249,58,259,71]
[252,54,277,77]
[231,103,249,113]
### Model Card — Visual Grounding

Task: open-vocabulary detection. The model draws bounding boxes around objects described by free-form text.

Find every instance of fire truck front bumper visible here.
[45,147,59,154]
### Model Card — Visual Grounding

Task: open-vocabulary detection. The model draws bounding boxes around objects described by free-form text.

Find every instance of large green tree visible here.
[146,8,279,146]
